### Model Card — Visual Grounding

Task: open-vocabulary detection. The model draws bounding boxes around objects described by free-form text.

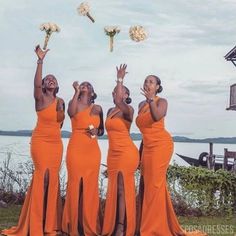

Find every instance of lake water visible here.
[1,135,236,195]
[1,135,236,166]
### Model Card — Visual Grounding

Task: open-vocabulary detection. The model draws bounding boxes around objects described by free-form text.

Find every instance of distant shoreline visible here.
[0,130,236,144]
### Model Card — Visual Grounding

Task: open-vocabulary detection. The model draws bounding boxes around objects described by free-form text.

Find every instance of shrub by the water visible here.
[167,164,236,216]
[0,156,235,217]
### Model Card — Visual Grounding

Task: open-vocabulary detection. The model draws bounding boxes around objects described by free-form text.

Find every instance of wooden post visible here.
[207,143,214,170]
[223,148,228,170]
[232,159,236,174]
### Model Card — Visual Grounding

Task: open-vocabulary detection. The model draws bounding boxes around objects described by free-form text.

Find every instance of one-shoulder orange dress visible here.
[62,104,101,236]
[136,97,207,236]
[102,109,139,236]
[1,99,64,236]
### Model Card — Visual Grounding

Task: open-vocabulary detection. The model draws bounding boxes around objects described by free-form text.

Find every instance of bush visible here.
[167,164,236,216]
[1,156,235,217]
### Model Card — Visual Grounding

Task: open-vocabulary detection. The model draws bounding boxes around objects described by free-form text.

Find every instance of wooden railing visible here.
[206,143,236,173]
[223,148,236,172]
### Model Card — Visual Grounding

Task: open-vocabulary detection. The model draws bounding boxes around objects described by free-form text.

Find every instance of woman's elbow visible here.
[153,113,165,122]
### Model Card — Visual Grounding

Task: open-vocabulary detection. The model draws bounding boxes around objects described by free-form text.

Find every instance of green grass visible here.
[0,205,21,232]
[0,206,235,236]
[179,216,236,236]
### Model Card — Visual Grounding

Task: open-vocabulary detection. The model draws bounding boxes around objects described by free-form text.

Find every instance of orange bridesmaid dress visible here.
[1,99,64,236]
[102,109,139,236]
[62,104,101,236]
[136,97,207,236]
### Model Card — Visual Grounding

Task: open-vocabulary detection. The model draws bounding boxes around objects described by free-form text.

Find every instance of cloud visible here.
[0,0,236,138]
[181,80,228,95]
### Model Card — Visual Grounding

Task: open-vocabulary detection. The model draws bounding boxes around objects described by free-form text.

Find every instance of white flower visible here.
[77,2,90,16]
[88,124,96,138]
[89,124,94,129]
[39,22,60,33]
[40,23,50,31]
[129,25,148,42]
[49,23,56,32]
[104,26,120,35]
[39,22,60,50]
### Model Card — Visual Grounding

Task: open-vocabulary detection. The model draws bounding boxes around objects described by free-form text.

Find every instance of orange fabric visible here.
[136,97,207,236]
[102,109,139,236]
[1,99,63,236]
[62,104,101,236]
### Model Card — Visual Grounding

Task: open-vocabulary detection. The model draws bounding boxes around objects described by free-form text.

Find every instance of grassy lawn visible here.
[0,206,235,235]
[179,216,236,236]
[0,205,21,232]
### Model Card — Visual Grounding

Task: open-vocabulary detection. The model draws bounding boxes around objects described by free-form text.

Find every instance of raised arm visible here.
[34,45,49,101]
[149,98,167,122]
[141,88,167,122]
[68,81,80,118]
[114,64,133,122]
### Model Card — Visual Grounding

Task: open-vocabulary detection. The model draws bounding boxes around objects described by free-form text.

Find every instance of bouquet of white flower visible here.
[88,124,96,138]
[39,22,60,50]
[104,26,120,52]
[77,2,95,23]
[129,25,147,42]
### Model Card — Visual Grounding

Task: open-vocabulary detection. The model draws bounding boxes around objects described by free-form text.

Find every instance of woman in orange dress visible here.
[1,45,65,236]
[62,81,104,236]
[136,75,206,236]
[102,64,139,236]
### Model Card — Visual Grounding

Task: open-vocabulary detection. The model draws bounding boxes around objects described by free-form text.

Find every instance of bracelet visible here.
[147,98,154,103]
[37,59,43,64]
[116,78,123,83]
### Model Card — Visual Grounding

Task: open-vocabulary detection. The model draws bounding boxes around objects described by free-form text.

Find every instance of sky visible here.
[0,0,236,138]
